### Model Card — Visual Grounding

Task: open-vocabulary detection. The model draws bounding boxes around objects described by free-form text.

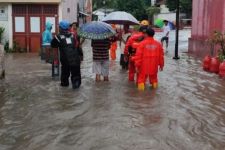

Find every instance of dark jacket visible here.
[51,31,83,66]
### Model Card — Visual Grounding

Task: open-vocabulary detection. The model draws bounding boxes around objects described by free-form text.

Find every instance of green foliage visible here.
[208,31,225,61]
[166,0,192,17]
[93,0,151,20]
[4,40,26,53]
[93,0,117,10]
[133,25,140,31]
[4,41,9,52]
[4,41,15,53]
[0,27,5,43]
[116,0,148,20]
[146,6,161,22]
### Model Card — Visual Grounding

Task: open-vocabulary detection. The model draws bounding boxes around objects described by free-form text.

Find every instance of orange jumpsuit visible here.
[132,37,164,89]
[110,41,117,60]
[124,32,144,81]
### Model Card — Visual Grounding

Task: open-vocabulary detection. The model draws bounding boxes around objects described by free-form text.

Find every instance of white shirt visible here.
[120,32,131,54]
[163,25,170,37]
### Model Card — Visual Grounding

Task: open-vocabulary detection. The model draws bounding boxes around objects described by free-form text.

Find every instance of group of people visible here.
[122,20,165,90]
[43,19,169,91]
[42,20,83,89]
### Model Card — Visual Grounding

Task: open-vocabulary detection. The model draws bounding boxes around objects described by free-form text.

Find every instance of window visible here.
[0,9,4,13]
[30,17,40,33]
[15,17,25,32]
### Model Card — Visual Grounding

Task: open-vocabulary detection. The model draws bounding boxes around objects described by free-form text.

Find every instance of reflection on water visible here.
[0,49,225,150]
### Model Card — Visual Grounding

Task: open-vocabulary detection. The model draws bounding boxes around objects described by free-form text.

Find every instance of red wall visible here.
[188,0,225,57]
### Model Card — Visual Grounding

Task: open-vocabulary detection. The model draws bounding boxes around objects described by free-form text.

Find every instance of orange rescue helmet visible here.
[140,20,149,26]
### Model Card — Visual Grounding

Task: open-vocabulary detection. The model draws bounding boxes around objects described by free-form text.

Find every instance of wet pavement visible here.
[0,30,225,150]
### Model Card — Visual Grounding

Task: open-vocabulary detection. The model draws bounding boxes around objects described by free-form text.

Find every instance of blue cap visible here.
[59,20,70,30]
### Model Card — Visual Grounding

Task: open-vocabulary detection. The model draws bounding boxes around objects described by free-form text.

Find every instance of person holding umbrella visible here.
[78,21,116,82]
[51,20,83,89]
[161,20,170,52]
[92,38,111,82]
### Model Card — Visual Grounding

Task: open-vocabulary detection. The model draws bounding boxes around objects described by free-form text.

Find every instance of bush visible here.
[208,31,225,62]
[0,27,5,43]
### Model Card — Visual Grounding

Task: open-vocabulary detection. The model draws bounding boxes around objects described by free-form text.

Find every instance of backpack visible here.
[57,34,80,66]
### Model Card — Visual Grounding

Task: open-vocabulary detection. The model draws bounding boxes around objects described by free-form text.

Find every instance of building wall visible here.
[0,4,8,44]
[62,0,78,23]
[151,0,156,6]
[154,13,186,22]
[0,0,83,50]
[85,0,92,22]
[188,0,225,57]
[0,4,12,47]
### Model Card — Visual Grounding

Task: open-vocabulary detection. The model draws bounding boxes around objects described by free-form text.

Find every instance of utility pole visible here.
[173,0,180,60]
[103,0,106,17]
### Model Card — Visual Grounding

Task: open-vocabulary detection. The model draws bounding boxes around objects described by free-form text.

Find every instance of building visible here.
[0,0,92,53]
[188,0,225,57]
[152,0,186,27]
[78,0,92,26]
[92,8,114,21]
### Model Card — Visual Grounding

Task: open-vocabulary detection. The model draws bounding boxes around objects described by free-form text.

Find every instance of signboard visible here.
[0,6,8,21]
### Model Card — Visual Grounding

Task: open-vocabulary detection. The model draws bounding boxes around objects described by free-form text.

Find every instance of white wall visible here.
[154,13,186,22]
[0,21,8,44]
[8,4,12,48]
[58,3,63,22]
[0,4,12,48]
[62,0,78,23]
[151,0,156,6]
[0,4,8,44]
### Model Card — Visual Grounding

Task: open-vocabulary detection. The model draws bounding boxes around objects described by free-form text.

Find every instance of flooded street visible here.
[0,30,225,150]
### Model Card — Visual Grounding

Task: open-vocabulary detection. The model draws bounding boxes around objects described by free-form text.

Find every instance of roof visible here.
[79,11,90,16]
[93,10,105,16]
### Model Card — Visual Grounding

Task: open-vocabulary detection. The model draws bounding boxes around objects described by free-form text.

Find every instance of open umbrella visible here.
[102,11,139,25]
[168,21,175,30]
[78,21,116,40]
[154,18,164,28]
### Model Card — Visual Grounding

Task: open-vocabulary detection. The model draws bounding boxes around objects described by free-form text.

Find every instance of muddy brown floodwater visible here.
[0,38,225,150]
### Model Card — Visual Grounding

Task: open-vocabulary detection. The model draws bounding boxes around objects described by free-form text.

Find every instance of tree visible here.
[166,0,192,17]
[115,0,149,20]
[93,0,117,10]
[146,6,161,23]
[93,0,152,20]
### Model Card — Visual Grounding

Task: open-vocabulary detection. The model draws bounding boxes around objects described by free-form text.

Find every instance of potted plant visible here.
[0,27,5,79]
[205,31,225,73]
[203,32,217,71]
[0,27,5,44]
[216,31,225,77]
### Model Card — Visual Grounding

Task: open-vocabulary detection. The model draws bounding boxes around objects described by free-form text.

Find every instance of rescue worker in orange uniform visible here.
[132,27,164,90]
[124,20,149,82]
[110,24,118,60]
